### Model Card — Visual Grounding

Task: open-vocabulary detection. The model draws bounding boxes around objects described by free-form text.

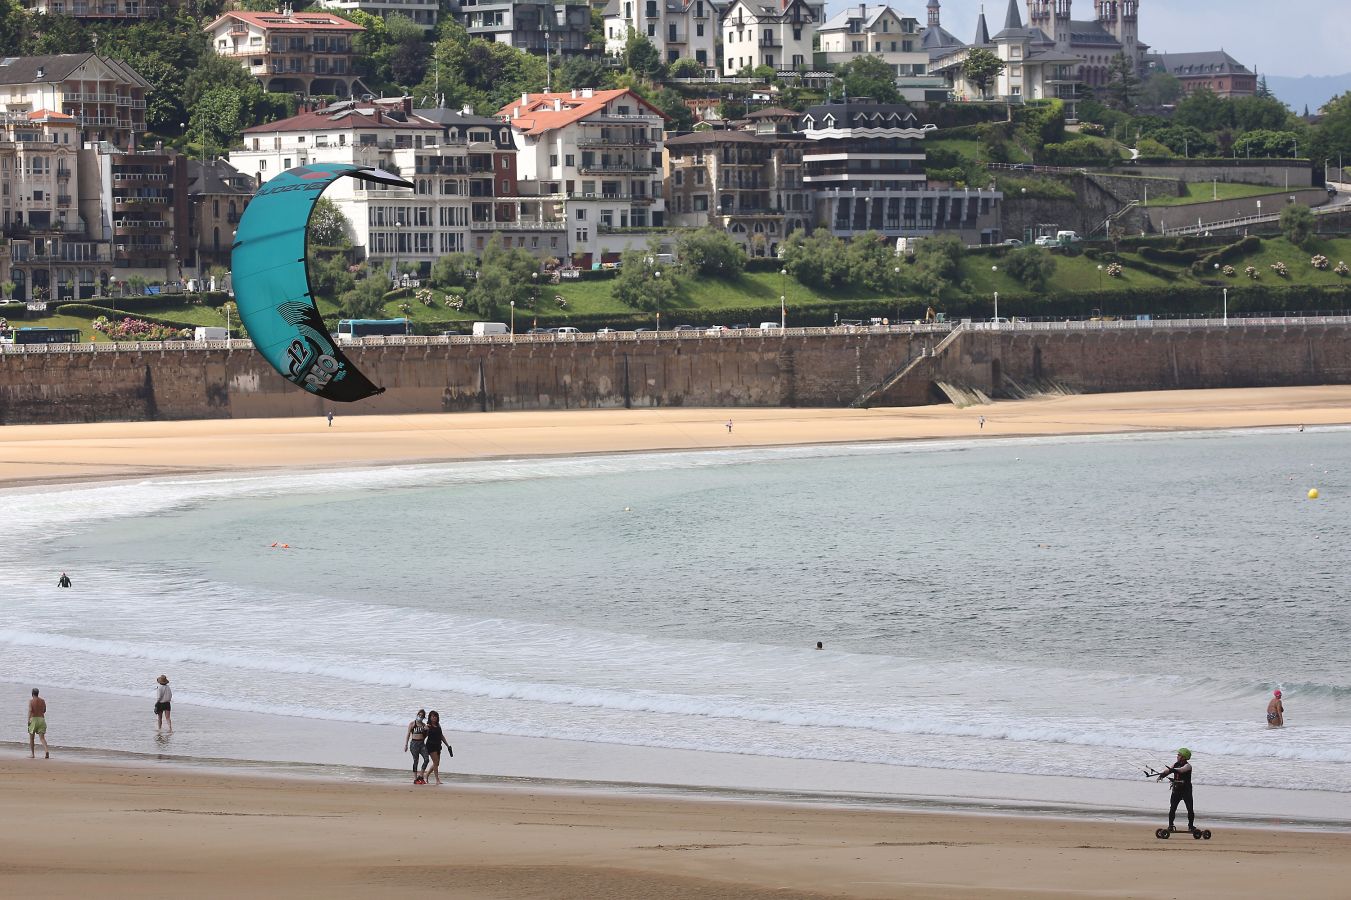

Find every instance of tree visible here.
[1231,95,1294,133]
[1003,246,1057,290]
[415,36,548,114]
[558,54,612,92]
[1137,71,1182,109]
[309,251,356,299]
[676,227,746,278]
[308,198,352,247]
[909,235,964,300]
[1134,137,1174,159]
[623,30,664,80]
[842,232,899,292]
[1103,53,1140,111]
[836,55,901,104]
[963,49,1005,99]
[781,229,849,289]
[465,234,536,317]
[1174,88,1232,133]
[339,264,391,318]
[668,57,706,79]
[430,252,476,289]
[613,240,679,311]
[1232,129,1300,158]
[1280,203,1316,249]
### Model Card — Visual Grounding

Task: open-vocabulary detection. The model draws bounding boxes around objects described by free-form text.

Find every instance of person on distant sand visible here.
[1156,747,1195,833]
[155,675,173,733]
[57,573,71,588]
[978,416,986,430]
[327,410,334,427]
[27,688,48,759]
[726,419,733,433]
[423,710,452,785]
[1267,690,1284,727]
[404,709,429,782]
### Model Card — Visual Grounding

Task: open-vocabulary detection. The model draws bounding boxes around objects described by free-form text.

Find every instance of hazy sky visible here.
[906,0,1351,76]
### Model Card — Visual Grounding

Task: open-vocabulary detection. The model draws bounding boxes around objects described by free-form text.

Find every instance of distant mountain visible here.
[1266,73,1351,114]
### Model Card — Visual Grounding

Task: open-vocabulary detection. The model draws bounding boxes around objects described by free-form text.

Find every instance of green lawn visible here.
[964,250,1176,296]
[1144,182,1290,207]
[925,138,983,161]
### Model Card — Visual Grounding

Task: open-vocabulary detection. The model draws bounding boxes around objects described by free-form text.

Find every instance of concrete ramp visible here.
[933,381,992,407]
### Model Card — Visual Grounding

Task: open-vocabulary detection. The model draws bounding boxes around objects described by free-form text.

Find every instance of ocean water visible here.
[3,430,1349,803]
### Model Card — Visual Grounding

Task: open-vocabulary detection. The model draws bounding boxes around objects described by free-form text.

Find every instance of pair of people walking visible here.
[403,709,452,784]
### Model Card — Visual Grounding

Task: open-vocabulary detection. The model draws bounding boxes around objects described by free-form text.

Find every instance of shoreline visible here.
[4,756,1351,899]
[3,385,1351,489]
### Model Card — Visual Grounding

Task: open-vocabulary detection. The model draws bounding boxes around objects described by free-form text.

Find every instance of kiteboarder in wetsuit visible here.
[1156,748,1195,833]
[57,573,71,588]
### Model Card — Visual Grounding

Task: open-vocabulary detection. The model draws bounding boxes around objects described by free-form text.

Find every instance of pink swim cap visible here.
[1274,690,1282,698]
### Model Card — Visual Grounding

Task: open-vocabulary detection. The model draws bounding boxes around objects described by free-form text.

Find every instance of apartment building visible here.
[457,0,592,55]
[665,107,810,258]
[801,99,1003,244]
[27,0,161,18]
[0,53,150,149]
[816,4,927,77]
[80,142,190,282]
[318,0,439,28]
[185,158,255,274]
[498,89,667,267]
[0,110,103,301]
[204,10,364,98]
[720,0,824,75]
[230,99,534,272]
[604,0,719,68]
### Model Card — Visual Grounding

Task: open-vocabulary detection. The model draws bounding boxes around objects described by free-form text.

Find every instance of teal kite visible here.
[231,163,412,402]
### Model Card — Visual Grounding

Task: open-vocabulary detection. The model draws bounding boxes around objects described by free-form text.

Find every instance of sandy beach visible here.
[2,385,1350,488]
[7,386,1351,897]
[3,757,1350,899]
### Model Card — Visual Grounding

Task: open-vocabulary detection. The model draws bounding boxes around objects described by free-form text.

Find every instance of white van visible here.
[554,326,580,338]
[759,322,782,330]
[471,321,509,336]
[194,326,228,341]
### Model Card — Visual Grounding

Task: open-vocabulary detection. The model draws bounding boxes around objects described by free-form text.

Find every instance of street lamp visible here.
[1223,287,1228,325]
[894,265,901,325]
[1097,263,1103,290]
[392,221,403,287]
[509,299,515,341]
[654,270,661,332]
[531,271,538,309]
[991,265,999,324]
[779,267,787,330]
[1256,200,1262,219]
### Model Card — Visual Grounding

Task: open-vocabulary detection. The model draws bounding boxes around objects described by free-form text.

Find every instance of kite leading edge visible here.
[231,163,413,402]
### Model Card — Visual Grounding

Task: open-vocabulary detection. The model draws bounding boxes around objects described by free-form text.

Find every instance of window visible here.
[565,154,574,167]
[575,227,588,243]
[697,23,704,37]
[851,40,862,52]
[550,154,559,167]
[283,158,291,168]
[575,208,587,220]
[695,169,705,185]
[693,195,708,211]
[500,157,509,170]
[674,170,684,186]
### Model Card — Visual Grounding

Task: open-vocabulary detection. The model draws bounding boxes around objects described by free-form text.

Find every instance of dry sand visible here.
[3,758,1350,900]
[6,386,1351,897]
[2,385,1349,489]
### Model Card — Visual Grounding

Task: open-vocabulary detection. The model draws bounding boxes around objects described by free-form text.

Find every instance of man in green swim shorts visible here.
[28,688,48,759]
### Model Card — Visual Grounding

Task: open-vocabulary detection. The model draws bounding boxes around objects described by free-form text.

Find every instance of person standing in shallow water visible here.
[28,688,49,758]
[1267,690,1284,727]
[155,675,173,732]
[57,573,71,588]
[423,711,452,785]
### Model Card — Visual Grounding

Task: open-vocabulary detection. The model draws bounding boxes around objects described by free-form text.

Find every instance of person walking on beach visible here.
[1156,748,1195,833]
[57,572,71,588]
[1267,690,1284,727]
[155,675,173,733]
[726,419,733,433]
[404,709,429,782]
[978,415,986,430]
[327,410,334,427]
[27,688,48,759]
[423,710,452,785]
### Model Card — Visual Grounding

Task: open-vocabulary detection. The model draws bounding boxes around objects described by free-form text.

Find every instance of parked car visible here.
[921,123,938,132]
[671,324,698,332]
[759,322,782,330]
[1002,238,1023,246]
[439,329,462,336]
[704,325,727,334]
[525,327,551,334]
[597,327,617,335]
[729,323,750,330]
[555,326,581,337]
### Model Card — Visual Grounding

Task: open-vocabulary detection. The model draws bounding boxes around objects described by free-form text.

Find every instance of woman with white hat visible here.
[155,675,173,733]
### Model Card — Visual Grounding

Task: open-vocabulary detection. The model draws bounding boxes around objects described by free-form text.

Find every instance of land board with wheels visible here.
[1155,826,1212,840]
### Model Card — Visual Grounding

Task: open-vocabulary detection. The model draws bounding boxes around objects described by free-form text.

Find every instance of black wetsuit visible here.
[1168,762,1194,830]
[57,574,71,588]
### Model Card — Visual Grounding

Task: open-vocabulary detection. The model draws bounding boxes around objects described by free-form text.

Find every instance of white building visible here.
[203,9,364,98]
[317,0,440,29]
[603,0,719,69]
[816,4,927,78]
[720,0,824,76]
[228,100,477,273]
[929,3,1080,107]
[497,88,668,266]
[0,53,150,149]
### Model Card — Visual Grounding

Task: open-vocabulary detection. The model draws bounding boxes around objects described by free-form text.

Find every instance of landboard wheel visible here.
[1202,830,1212,840]
[1192,829,1203,840]
[1155,828,1170,839]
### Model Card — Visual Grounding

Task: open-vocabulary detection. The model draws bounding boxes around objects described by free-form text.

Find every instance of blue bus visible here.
[1,327,82,345]
[336,318,409,342]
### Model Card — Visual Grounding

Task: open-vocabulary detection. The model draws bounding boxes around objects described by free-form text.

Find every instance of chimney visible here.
[462,104,473,115]
[402,96,412,115]
[521,92,529,106]
[376,109,383,123]
[571,88,578,99]
[581,88,593,99]
[553,98,562,111]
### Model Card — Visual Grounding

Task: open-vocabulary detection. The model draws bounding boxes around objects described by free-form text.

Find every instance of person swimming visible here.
[1267,690,1284,727]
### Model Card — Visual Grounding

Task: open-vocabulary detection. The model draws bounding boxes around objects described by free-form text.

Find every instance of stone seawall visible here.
[5,324,1351,424]
[0,333,934,424]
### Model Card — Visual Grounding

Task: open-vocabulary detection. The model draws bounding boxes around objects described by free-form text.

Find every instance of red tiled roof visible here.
[28,109,77,123]
[496,89,667,137]
[241,106,439,134]
[207,11,364,32]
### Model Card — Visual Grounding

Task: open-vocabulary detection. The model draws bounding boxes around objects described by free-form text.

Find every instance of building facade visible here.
[603,0,719,68]
[185,158,255,275]
[317,0,439,28]
[816,4,927,78]
[1145,51,1257,99]
[498,88,668,266]
[0,53,150,149]
[456,0,592,55]
[27,0,161,18]
[801,99,1003,244]
[720,0,824,75]
[931,3,1081,105]
[665,109,811,258]
[81,143,190,283]
[204,10,364,98]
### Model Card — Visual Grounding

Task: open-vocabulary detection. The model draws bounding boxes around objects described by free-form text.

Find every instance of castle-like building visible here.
[1025,0,1144,87]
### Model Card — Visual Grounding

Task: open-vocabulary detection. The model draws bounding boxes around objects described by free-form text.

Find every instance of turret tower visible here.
[927,0,941,28]
[1029,0,1072,48]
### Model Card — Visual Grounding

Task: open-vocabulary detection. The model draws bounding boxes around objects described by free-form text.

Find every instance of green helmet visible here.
[1177,748,1192,760]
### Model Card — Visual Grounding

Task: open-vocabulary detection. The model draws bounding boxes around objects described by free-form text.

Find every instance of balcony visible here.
[759,38,782,47]
[577,137,655,148]
[468,221,565,231]
[113,195,169,208]
[56,167,72,179]
[76,115,121,127]
[57,195,72,207]
[68,92,119,103]
[578,163,658,175]
[114,171,169,183]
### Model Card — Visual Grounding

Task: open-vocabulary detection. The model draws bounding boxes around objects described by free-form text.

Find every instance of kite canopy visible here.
[231,163,412,402]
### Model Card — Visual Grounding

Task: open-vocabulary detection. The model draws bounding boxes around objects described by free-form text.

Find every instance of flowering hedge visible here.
[92,316,192,341]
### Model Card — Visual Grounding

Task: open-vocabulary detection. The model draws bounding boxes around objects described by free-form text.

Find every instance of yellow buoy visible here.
[1308,488,1320,500]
